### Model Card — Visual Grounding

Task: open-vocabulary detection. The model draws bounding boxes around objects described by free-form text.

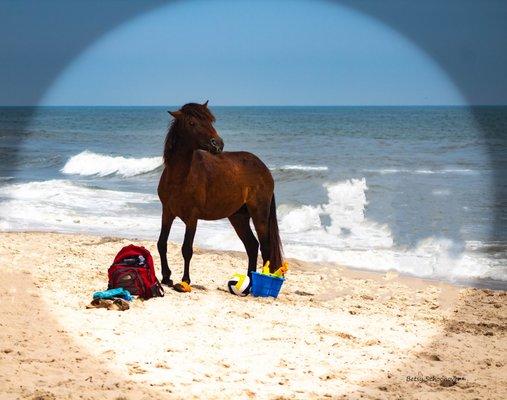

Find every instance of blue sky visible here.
[42,0,464,106]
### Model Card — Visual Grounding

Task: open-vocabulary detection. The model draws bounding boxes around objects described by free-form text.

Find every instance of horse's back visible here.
[202,150,270,173]
[196,149,274,202]
[159,150,274,220]
[197,150,273,186]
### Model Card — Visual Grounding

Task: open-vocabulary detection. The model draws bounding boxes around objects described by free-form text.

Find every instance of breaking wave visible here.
[274,178,506,282]
[61,151,163,178]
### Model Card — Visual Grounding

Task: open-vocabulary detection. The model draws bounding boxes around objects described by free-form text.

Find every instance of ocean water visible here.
[0,106,506,287]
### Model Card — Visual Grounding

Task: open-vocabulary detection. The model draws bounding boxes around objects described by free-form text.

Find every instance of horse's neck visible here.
[165,145,194,183]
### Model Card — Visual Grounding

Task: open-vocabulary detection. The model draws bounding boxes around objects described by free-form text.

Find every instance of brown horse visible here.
[157,102,283,292]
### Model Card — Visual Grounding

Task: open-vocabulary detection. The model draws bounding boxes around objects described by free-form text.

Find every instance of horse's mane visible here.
[163,103,216,164]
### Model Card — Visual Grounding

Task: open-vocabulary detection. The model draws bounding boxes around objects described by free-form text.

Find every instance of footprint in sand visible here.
[127,363,147,375]
[155,362,170,369]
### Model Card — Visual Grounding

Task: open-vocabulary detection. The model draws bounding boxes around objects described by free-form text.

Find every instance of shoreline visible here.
[2,228,505,291]
[0,231,505,399]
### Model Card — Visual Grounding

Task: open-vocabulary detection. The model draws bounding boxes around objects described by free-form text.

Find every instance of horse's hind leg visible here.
[247,202,271,267]
[229,206,259,275]
[157,208,175,286]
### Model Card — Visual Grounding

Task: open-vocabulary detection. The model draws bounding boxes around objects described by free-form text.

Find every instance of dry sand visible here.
[0,231,505,400]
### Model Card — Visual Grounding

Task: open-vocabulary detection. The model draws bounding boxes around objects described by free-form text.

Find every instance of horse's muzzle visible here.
[209,137,224,154]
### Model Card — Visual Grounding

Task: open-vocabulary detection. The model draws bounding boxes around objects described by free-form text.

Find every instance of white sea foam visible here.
[0,180,159,235]
[61,151,163,177]
[275,178,505,282]
[274,165,329,171]
[279,205,322,233]
[0,178,504,282]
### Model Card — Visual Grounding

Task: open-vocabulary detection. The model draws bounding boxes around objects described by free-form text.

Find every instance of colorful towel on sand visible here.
[93,287,133,301]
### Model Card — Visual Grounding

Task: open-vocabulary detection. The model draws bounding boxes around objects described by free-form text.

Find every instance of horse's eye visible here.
[189,121,195,126]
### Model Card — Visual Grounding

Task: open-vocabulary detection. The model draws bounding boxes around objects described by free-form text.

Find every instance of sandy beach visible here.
[0,231,505,399]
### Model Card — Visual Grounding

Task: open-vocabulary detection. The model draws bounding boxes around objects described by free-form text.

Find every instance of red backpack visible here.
[108,245,164,299]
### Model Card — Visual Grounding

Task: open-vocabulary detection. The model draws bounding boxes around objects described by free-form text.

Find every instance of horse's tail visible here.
[268,194,284,272]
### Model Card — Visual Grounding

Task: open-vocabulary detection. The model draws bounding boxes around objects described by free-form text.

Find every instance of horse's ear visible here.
[168,110,183,119]
[202,100,209,107]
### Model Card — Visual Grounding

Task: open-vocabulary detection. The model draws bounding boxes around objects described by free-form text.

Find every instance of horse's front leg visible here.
[157,209,175,286]
[175,219,197,291]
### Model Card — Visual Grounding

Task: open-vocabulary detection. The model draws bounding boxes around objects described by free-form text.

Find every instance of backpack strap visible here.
[151,282,165,297]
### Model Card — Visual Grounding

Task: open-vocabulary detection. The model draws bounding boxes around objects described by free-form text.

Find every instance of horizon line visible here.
[2,104,507,108]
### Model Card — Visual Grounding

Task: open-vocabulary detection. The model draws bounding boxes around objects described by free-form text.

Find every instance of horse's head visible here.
[167,101,224,154]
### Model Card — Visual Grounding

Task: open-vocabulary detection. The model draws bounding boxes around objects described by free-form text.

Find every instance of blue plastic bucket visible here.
[251,272,285,298]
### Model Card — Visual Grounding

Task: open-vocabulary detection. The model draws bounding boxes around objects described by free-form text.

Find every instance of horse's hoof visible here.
[174,282,192,293]
[161,277,173,287]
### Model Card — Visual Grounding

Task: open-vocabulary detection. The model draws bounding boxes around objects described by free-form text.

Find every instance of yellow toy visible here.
[273,261,289,278]
[262,260,270,274]
[260,260,288,278]
[174,281,192,292]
